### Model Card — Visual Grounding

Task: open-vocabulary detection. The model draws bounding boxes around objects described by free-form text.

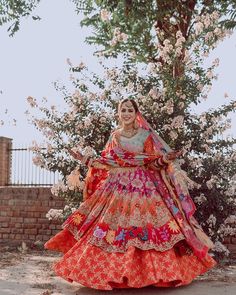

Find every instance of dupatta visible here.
[82,111,213,259]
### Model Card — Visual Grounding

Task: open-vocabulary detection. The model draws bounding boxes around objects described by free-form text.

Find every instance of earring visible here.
[133,118,139,130]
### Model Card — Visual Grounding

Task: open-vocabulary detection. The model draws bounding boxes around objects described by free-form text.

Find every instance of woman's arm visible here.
[144,134,182,168]
[68,148,94,166]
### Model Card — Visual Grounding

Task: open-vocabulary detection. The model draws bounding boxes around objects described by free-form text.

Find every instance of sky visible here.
[0,0,236,147]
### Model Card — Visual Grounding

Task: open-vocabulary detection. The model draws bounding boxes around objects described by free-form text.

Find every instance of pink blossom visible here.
[27,96,38,108]
[171,115,184,129]
[100,9,111,22]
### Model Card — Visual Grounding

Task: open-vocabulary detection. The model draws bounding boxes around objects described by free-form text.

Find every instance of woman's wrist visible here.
[81,155,94,166]
[163,154,172,163]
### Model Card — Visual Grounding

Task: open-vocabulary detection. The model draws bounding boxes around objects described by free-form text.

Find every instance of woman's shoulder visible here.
[137,127,152,141]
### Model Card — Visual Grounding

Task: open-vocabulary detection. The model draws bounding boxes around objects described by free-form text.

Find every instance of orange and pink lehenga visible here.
[45,111,216,290]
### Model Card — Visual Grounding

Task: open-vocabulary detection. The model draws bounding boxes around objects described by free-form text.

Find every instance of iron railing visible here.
[8,144,60,187]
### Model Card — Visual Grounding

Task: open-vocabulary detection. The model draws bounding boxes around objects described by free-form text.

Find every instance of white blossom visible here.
[100,9,111,22]
[51,180,68,196]
[32,154,46,167]
[46,208,64,220]
[171,115,184,129]
[194,193,207,205]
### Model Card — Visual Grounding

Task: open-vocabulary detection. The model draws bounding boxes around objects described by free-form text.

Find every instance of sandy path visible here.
[0,248,236,295]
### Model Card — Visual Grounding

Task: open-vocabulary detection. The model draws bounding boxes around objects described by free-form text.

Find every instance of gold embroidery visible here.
[72,213,83,225]
[105,230,116,244]
[168,220,181,233]
[89,234,185,253]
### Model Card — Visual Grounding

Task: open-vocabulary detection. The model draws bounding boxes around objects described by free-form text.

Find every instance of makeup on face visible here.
[119,102,136,125]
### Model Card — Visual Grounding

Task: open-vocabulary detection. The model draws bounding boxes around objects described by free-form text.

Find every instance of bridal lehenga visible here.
[45,111,216,290]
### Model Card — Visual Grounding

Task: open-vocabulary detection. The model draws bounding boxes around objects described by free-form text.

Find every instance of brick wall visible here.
[0,186,236,259]
[0,187,65,245]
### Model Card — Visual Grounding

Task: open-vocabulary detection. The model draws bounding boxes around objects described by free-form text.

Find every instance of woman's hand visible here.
[166,149,183,161]
[68,148,83,161]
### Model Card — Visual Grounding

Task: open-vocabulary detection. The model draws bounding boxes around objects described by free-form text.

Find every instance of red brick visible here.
[0,195,11,200]
[223,237,231,244]
[41,201,49,206]
[0,216,10,222]
[0,206,10,211]
[2,234,9,239]
[24,229,37,235]
[42,235,50,241]
[33,212,41,218]
[37,218,50,224]
[15,223,22,229]
[28,235,36,240]
[20,212,28,217]
[1,222,9,228]
[49,224,56,230]
[12,211,21,217]
[6,211,13,217]
[13,200,27,206]
[52,229,60,235]
[23,218,37,223]
[11,217,24,223]
[24,224,38,229]
[27,200,42,207]
[0,228,11,233]
[12,229,23,234]
[8,200,15,206]
[22,212,35,218]
[227,244,236,253]
[38,229,52,235]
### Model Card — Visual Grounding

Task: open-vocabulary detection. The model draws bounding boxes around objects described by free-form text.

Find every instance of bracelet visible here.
[162,154,172,164]
[81,155,94,167]
[156,155,171,167]
[81,154,89,165]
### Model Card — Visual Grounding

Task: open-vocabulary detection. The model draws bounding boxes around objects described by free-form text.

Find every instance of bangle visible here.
[162,154,172,164]
[81,155,94,167]
[81,154,89,165]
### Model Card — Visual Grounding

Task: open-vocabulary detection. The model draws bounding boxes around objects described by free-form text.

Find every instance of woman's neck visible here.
[121,123,134,131]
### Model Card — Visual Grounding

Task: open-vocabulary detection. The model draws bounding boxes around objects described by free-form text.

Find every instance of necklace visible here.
[120,128,139,138]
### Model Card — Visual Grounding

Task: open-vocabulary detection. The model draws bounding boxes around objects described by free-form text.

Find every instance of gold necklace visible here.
[120,128,139,138]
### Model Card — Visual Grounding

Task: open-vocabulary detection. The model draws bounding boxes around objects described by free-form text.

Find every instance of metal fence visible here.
[8,144,60,187]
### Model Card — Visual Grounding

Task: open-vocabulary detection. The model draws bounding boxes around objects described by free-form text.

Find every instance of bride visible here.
[45,98,216,290]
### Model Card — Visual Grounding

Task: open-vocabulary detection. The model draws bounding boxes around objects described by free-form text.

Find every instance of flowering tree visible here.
[0,0,41,36]
[28,1,236,256]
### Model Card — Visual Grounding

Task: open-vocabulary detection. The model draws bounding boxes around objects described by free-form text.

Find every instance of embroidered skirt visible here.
[45,167,216,290]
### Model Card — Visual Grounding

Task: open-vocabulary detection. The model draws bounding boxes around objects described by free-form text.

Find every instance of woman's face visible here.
[118,100,136,126]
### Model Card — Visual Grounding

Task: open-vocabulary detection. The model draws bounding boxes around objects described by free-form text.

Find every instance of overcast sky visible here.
[0,0,236,147]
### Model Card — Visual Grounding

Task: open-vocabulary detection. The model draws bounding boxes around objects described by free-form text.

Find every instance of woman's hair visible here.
[118,98,139,113]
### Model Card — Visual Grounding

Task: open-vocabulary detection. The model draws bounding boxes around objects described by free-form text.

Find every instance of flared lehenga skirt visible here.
[45,166,216,290]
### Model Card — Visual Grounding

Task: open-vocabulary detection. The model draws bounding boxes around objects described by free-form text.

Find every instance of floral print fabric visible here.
[44,127,216,289]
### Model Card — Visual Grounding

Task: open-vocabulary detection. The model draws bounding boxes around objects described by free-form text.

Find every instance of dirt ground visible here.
[0,245,236,295]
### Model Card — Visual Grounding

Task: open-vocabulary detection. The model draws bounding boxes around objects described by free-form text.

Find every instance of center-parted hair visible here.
[118,98,139,113]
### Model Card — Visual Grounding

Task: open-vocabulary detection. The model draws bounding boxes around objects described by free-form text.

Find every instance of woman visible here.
[45,98,216,290]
